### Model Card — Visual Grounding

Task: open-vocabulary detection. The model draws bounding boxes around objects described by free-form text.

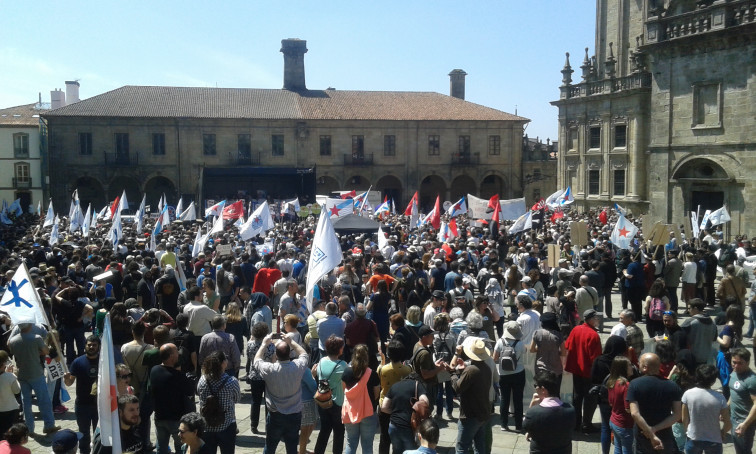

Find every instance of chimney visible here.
[281,38,308,91]
[50,89,66,109]
[449,69,467,100]
[65,80,80,104]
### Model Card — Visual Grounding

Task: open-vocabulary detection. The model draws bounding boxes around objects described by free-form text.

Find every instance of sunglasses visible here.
[662,311,675,316]
[118,373,133,379]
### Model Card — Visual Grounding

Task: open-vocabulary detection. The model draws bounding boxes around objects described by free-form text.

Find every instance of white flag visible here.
[107,209,122,248]
[610,214,639,250]
[708,206,731,226]
[175,198,184,220]
[239,201,275,240]
[699,210,712,230]
[180,201,197,222]
[43,201,55,227]
[508,211,532,234]
[136,195,146,233]
[377,226,389,251]
[82,204,92,238]
[306,211,343,312]
[97,316,123,454]
[192,227,209,258]
[50,216,60,245]
[0,263,48,325]
[209,210,226,235]
[36,200,41,216]
[118,190,129,213]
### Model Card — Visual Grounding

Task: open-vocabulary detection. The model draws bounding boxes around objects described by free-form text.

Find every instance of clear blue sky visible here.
[0,1,595,141]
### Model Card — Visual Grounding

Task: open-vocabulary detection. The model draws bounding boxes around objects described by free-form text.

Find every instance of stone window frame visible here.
[319,135,331,156]
[428,135,440,156]
[271,134,285,156]
[613,123,627,149]
[14,162,30,183]
[691,80,723,130]
[588,169,600,195]
[12,133,29,158]
[488,135,501,155]
[587,122,602,152]
[202,133,216,156]
[78,132,92,156]
[152,133,166,155]
[567,125,579,153]
[384,135,396,157]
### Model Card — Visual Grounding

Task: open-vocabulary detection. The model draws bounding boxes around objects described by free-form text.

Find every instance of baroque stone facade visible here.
[43,40,529,213]
[552,0,756,237]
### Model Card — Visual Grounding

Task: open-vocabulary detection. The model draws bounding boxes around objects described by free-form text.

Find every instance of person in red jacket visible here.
[565,308,603,434]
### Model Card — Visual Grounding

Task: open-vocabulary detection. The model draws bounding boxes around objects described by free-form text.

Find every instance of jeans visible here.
[60,324,86,367]
[249,380,266,429]
[74,403,98,454]
[155,419,181,454]
[344,412,377,454]
[746,304,756,337]
[205,422,236,454]
[436,380,454,416]
[264,411,301,454]
[456,417,487,454]
[388,422,417,454]
[572,375,597,429]
[685,439,723,454]
[19,375,56,433]
[610,421,634,454]
[315,403,344,454]
[598,402,611,454]
[499,371,525,429]
[732,422,756,454]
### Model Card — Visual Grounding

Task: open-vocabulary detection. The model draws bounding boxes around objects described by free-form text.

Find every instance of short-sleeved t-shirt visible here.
[378,362,412,404]
[317,358,347,406]
[627,375,682,427]
[532,328,563,375]
[412,345,435,387]
[70,355,99,406]
[493,337,525,375]
[386,379,427,430]
[608,381,633,428]
[730,369,756,423]
[682,387,728,443]
[7,333,46,381]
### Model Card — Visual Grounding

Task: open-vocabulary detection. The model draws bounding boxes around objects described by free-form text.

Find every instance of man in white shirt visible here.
[515,295,541,346]
[182,286,216,337]
[424,290,445,327]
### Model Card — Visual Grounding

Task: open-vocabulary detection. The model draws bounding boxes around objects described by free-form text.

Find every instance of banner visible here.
[466,194,526,221]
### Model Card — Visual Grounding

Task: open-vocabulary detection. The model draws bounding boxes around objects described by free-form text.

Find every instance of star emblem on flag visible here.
[618,226,630,237]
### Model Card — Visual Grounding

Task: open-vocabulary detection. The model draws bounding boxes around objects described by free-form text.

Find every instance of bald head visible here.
[639,352,660,375]
[275,340,291,361]
[159,343,178,366]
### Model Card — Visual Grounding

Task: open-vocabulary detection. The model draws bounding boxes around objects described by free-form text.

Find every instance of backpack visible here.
[409,379,431,431]
[314,360,344,409]
[499,339,519,372]
[648,297,665,321]
[434,334,453,363]
[201,375,229,427]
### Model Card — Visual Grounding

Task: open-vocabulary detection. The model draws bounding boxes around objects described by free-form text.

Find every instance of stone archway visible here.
[450,174,477,201]
[344,175,371,192]
[73,176,106,210]
[375,175,403,206]
[316,175,340,196]
[480,174,505,200]
[671,158,732,214]
[419,175,447,211]
[108,176,142,211]
[144,176,177,211]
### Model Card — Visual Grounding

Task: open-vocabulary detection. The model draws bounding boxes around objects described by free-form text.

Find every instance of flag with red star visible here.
[324,198,353,219]
[447,196,467,218]
[610,214,638,250]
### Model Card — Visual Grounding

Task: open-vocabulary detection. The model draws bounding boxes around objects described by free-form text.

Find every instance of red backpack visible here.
[648,297,664,321]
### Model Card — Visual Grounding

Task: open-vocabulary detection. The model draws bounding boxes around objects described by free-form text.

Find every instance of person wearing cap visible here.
[50,428,81,454]
[564,309,603,434]
[423,290,445,328]
[451,337,493,454]
[429,259,447,293]
[494,320,526,432]
[411,325,446,405]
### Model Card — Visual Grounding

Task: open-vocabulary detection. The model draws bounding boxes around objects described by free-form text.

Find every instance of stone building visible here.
[552,0,756,237]
[521,135,558,207]
[43,39,528,213]
[0,102,49,211]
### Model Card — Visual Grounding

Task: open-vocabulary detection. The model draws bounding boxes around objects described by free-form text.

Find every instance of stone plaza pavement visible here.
[22,313,742,454]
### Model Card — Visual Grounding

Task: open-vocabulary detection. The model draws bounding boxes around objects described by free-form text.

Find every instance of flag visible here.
[691,212,700,238]
[222,200,245,220]
[306,211,342,312]
[708,206,731,226]
[354,187,372,215]
[699,209,712,230]
[69,201,82,233]
[487,194,500,213]
[158,194,165,214]
[545,188,565,208]
[135,195,146,233]
[240,201,275,240]
[614,203,627,216]
[175,198,184,219]
[0,263,48,325]
[255,240,276,257]
[610,214,639,250]
[282,198,300,215]
[108,196,120,220]
[550,208,564,223]
[118,190,129,212]
[90,208,98,231]
[531,198,546,211]
[176,263,188,292]
[192,227,208,258]
[428,196,441,230]
[152,206,168,236]
[391,199,396,215]
[205,200,226,218]
[36,200,41,216]
[97,316,123,454]
[97,205,108,220]
[340,190,356,200]
[0,212,11,225]
[404,192,418,216]
[107,209,122,248]
[599,209,608,225]
[324,198,353,219]
[43,201,54,227]
[179,201,197,222]
[82,204,92,238]
[491,200,502,236]
[377,225,389,251]
[447,196,467,218]
[437,219,458,243]
[560,187,574,206]
[50,216,60,245]
[8,199,22,217]
[209,209,226,235]
[233,216,244,229]
[374,200,390,219]
[68,190,77,220]
[508,211,533,235]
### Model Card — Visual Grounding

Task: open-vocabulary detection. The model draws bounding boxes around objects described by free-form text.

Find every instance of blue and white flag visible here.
[374,200,390,218]
[325,198,354,219]
[305,210,343,312]
[152,206,169,237]
[8,199,23,217]
[614,203,627,217]
[708,206,731,226]
[50,216,60,246]
[135,195,146,233]
[205,200,226,218]
[191,227,209,258]
[179,201,197,222]
[43,201,55,227]
[82,204,92,238]
[610,214,639,250]
[377,225,389,251]
[36,200,41,216]
[107,209,122,248]
[559,187,574,206]
[354,187,372,215]
[96,316,123,454]
[240,201,275,240]
[282,198,300,215]
[447,197,467,218]
[545,189,565,209]
[508,211,532,234]
[0,211,12,225]
[175,198,184,220]
[209,208,226,235]
[0,263,48,325]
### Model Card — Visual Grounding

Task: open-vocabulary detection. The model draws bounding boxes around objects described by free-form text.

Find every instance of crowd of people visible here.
[0,204,753,454]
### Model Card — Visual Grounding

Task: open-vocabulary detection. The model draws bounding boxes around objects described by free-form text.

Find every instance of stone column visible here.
[628,115,645,200]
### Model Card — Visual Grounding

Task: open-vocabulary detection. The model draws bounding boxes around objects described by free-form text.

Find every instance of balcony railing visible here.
[563,72,651,100]
[646,0,756,44]
[343,153,374,166]
[451,154,480,166]
[12,177,31,189]
[237,152,261,165]
[104,153,138,166]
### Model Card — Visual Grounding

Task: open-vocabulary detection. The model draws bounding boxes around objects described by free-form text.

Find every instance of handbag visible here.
[341,367,374,424]
[410,380,430,431]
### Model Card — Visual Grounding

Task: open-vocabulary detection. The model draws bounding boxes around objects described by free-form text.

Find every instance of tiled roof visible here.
[0,103,48,127]
[43,86,529,122]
